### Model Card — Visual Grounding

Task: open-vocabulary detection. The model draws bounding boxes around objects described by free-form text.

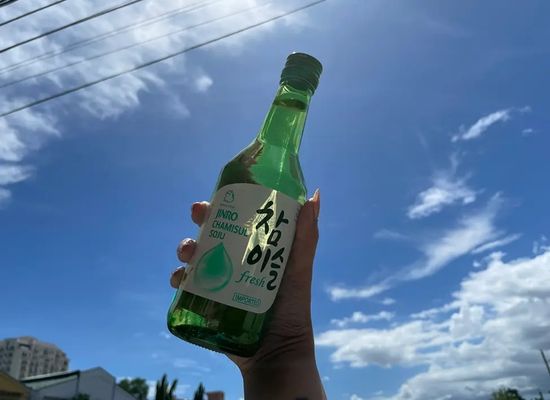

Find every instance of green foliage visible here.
[155,374,178,400]
[193,383,205,400]
[71,394,90,400]
[119,378,149,400]
[491,388,526,400]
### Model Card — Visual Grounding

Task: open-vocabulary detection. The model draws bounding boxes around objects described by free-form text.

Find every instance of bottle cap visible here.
[280,52,323,94]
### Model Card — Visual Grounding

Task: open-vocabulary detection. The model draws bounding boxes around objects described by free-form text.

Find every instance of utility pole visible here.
[541,349,550,379]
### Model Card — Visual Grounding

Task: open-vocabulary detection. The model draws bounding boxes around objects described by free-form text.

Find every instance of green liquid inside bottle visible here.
[167,53,322,357]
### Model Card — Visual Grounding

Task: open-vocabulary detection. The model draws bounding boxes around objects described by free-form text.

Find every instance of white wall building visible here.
[22,367,136,400]
[0,337,69,379]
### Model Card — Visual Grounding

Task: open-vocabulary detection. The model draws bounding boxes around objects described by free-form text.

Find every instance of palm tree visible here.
[155,374,178,400]
[193,383,204,400]
[193,383,205,400]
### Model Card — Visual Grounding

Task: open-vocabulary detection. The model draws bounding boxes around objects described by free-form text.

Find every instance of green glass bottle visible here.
[167,52,322,357]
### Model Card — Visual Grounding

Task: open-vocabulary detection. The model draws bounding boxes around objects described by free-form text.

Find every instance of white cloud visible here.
[410,302,458,320]
[193,73,214,93]
[164,91,191,119]
[373,229,409,241]
[381,297,396,305]
[0,120,31,162]
[146,380,156,400]
[471,234,521,254]
[0,164,33,185]
[407,171,476,219]
[158,331,171,339]
[173,357,211,372]
[329,282,391,301]
[532,235,549,255]
[0,187,11,207]
[453,109,512,141]
[0,0,306,206]
[317,319,448,368]
[317,249,550,400]
[407,195,502,280]
[448,304,484,339]
[351,395,365,400]
[522,128,535,136]
[331,311,394,328]
[330,196,507,300]
[452,106,530,142]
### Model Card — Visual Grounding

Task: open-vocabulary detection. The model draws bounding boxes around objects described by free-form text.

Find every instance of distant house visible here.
[206,391,224,400]
[0,371,30,400]
[21,367,136,400]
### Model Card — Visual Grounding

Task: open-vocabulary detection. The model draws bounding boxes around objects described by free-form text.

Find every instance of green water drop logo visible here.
[194,243,233,292]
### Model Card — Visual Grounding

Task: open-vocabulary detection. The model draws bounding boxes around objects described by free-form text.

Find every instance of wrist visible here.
[240,337,325,400]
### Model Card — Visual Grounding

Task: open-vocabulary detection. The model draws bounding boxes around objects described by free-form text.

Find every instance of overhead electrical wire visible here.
[0,0,19,8]
[0,0,66,27]
[0,0,326,118]
[0,1,267,89]
[0,0,219,75]
[0,0,147,54]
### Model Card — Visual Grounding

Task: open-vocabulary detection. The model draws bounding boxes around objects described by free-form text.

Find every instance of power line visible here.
[0,0,326,118]
[0,0,218,75]
[0,0,147,54]
[0,0,66,27]
[0,2,268,89]
[0,0,19,8]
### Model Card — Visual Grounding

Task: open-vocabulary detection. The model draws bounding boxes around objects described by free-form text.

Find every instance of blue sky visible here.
[1,1,550,399]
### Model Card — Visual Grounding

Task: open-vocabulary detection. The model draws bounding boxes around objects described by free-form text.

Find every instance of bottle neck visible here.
[257,83,312,154]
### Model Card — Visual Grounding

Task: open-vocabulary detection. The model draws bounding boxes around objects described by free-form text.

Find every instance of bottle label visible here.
[181,183,300,313]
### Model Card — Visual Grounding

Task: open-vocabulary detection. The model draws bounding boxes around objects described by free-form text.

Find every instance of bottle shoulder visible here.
[217,140,307,204]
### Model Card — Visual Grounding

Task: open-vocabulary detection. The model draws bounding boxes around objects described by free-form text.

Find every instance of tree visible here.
[155,374,177,400]
[119,378,149,400]
[491,388,526,400]
[72,395,90,400]
[193,383,205,400]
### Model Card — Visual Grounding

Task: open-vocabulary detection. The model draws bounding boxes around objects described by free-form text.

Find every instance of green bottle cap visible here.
[280,52,323,94]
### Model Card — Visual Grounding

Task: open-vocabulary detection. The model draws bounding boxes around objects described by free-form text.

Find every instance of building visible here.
[206,391,225,400]
[0,337,69,379]
[0,371,30,400]
[22,367,136,400]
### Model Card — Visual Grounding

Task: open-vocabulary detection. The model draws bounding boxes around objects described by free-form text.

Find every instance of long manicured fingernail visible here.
[312,188,320,220]
[184,238,195,247]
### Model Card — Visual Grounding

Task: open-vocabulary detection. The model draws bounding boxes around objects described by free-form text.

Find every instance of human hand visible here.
[171,190,325,399]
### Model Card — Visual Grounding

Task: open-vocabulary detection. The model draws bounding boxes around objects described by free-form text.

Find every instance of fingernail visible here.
[191,203,200,214]
[312,188,320,220]
[177,239,193,258]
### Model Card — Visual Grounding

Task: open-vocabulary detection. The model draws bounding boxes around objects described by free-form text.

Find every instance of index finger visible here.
[191,201,210,226]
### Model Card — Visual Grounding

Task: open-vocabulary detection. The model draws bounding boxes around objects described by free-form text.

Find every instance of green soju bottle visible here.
[167,52,322,356]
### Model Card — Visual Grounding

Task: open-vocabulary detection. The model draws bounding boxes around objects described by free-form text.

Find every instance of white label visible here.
[181,183,300,313]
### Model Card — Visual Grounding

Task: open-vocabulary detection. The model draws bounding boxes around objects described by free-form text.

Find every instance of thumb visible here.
[292,189,320,266]
[281,189,320,296]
